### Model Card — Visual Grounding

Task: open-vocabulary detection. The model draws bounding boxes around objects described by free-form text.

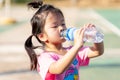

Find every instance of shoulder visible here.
[37,51,60,62]
[77,46,90,55]
[80,46,90,51]
[76,46,90,66]
[38,52,50,58]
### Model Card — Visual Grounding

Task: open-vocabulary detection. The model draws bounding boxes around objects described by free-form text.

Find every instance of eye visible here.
[52,25,58,28]
[61,23,65,26]
[54,26,58,28]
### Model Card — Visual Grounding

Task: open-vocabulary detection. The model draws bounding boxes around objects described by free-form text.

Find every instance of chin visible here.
[61,38,66,42]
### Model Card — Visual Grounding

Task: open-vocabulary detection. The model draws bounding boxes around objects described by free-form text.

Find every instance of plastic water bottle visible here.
[60,27,104,43]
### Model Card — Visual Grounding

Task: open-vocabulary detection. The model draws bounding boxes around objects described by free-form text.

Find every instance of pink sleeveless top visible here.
[37,46,90,80]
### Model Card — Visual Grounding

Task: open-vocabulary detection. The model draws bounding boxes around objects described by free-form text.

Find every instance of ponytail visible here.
[24,35,37,70]
[25,0,64,70]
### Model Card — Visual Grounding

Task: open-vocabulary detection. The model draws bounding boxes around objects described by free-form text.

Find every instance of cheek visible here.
[47,30,59,38]
[47,30,66,43]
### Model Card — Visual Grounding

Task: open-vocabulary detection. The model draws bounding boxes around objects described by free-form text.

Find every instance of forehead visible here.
[46,12,64,22]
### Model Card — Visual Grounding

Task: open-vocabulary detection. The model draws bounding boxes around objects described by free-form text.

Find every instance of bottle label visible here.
[61,27,104,43]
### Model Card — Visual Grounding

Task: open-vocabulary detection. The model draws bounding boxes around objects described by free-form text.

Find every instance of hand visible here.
[84,23,96,29]
[74,27,85,48]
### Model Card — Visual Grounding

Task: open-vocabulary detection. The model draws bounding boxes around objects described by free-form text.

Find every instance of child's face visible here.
[44,12,66,44]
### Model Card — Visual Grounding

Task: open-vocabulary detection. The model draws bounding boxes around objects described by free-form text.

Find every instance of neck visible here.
[45,43,62,51]
[44,43,66,55]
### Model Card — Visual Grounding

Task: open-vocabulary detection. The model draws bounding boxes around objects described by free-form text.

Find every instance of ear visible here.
[37,33,48,42]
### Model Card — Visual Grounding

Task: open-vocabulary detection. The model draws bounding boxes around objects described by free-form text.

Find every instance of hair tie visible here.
[30,34,42,49]
[28,0,43,9]
[29,34,34,38]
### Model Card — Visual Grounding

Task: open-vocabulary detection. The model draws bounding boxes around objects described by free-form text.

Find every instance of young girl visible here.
[25,1,104,80]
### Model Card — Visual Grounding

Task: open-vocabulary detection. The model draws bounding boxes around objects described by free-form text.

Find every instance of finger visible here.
[79,27,85,38]
[84,23,91,29]
[77,27,84,34]
[88,24,95,28]
[81,27,85,35]
[86,24,97,30]
[83,24,88,28]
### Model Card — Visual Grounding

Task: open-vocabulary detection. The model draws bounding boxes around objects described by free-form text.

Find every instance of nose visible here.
[59,25,66,32]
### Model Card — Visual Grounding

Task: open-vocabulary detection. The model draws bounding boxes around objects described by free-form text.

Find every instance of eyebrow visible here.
[52,19,65,24]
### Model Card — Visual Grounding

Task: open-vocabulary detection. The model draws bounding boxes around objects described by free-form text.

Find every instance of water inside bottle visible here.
[83,27,104,43]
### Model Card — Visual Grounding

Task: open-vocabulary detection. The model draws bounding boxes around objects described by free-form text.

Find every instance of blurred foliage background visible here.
[0,0,120,80]
[12,0,30,3]
[9,0,120,8]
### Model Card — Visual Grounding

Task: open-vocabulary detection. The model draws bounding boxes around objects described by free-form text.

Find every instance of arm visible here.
[49,46,80,74]
[48,28,85,74]
[87,41,104,58]
[84,23,104,58]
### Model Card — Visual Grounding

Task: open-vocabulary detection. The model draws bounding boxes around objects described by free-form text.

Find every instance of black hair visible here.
[24,0,64,70]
